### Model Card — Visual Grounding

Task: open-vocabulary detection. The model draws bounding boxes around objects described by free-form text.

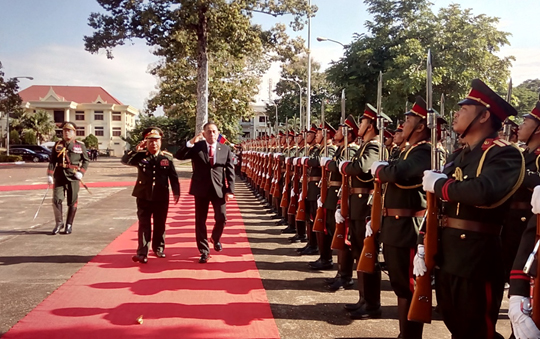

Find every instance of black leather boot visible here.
[345,271,365,311]
[51,202,63,235]
[398,297,423,339]
[349,270,382,319]
[63,205,77,234]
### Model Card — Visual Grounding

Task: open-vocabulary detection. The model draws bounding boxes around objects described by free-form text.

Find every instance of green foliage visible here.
[0,62,23,119]
[21,129,37,145]
[123,115,192,149]
[85,0,316,135]
[83,134,99,149]
[326,0,513,126]
[0,154,22,162]
[10,110,56,143]
[9,130,20,144]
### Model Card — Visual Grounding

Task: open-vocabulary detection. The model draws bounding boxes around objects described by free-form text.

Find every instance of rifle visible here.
[358,71,384,273]
[503,79,513,142]
[296,131,309,222]
[408,49,438,323]
[288,136,301,216]
[331,91,349,250]
[280,139,293,209]
[314,102,328,233]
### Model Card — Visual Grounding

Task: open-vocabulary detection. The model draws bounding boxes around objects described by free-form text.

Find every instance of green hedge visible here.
[0,154,23,162]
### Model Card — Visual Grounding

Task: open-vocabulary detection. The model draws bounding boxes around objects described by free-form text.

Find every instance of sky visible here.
[1,0,539,113]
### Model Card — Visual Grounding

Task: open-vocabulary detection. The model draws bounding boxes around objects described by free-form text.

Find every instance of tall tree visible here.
[513,79,540,116]
[0,62,23,144]
[85,0,315,134]
[326,0,513,125]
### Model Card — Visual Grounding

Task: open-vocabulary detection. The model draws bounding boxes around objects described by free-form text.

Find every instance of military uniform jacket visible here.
[376,141,431,248]
[47,140,90,181]
[433,135,524,279]
[307,144,337,202]
[122,150,180,202]
[324,144,358,210]
[304,144,322,201]
[344,139,381,220]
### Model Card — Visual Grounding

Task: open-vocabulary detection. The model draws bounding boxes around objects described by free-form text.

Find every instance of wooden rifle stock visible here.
[357,180,383,273]
[288,164,300,215]
[296,161,309,221]
[280,160,291,208]
[408,192,438,323]
[533,214,540,326]
[331,173,349,250]
[264,154,272,193]
[313,165,328,232]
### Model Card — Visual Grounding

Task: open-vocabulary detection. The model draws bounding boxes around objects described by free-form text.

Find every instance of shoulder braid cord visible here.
[451,143,525,215]
[394,141,427,190]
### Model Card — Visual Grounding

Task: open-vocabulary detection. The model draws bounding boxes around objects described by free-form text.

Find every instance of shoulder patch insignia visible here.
[535,147,540,155]
[481,139,494,150]
[493,139,510,147]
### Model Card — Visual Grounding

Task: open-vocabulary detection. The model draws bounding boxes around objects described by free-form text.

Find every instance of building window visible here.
[53,111,64,123]
[112,111,121,121]
[76,127,85,137]
[76,111,85,121]
[259,116,266,123]
[112,127,121,137]
[95,126,104,136]
[94,111,104,120]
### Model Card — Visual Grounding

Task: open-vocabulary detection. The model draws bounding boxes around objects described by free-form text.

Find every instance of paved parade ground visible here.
[0,158,513,338]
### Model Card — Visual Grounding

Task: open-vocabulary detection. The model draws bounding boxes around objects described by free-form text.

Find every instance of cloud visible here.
[3,43,160,112]
[499,47,540,84]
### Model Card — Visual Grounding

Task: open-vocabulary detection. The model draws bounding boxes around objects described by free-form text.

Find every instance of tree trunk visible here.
[196,4,209,134]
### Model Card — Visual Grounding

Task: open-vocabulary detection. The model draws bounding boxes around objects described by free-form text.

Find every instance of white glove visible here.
[47,176,54,185]
[317,197,323,208]
[338,160,351,175]
[301,157,309,165]
[320,157,332,167]
[74,171,84,180]
[293,158,298,166]
[370,161,388,175]
[422,170,447,193]
[532,186,540,214]
[413,244,427,276]
[508,295,540,339]
[365,220,373,237]
[298,192,303,202]
[291,189,295,198]
[335,209,345,224]
[282,185,286,194]
[285,157,290,164]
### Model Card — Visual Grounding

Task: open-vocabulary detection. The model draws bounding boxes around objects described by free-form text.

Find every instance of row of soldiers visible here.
[239,78,540,339]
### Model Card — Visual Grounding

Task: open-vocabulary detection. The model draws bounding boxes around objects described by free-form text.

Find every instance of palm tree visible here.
[30,110,55,143]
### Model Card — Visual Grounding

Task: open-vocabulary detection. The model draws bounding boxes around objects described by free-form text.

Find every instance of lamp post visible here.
[6,76,33,156]
[282,79,303,130]
[316,36,349,48]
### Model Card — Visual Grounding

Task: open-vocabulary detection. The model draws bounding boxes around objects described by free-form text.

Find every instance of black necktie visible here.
[209,145,214,166]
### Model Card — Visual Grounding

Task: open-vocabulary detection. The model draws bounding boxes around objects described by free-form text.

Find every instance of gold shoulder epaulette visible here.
[493,139,511,147]
[162,150,173,157]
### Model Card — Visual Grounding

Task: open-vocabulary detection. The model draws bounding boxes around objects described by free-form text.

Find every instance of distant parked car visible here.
[11,144,52,155]
[9,148,49,162]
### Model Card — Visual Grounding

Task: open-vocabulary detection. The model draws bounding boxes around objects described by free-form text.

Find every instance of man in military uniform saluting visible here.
[48,122,90,235]
[122,127,180,264]
[421,79,524,339]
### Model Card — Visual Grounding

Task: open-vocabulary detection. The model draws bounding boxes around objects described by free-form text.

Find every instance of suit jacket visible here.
[121,149,180,201]
[175,140,235,198]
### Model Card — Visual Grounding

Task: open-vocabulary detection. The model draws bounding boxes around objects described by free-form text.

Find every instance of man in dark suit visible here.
[121,127,180,264]
[175,122,235,263]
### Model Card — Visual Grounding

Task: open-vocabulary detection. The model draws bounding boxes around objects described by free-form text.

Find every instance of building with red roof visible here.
[18,85,138,156]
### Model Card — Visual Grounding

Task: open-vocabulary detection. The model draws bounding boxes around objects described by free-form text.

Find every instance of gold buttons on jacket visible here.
[358,194,362,198]
[460,234,466,240]
[395,215,399,220]
[521,217,527,222]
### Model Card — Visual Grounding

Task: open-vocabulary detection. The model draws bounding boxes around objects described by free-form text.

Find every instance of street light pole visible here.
[6,76,33,156]
[316,36,349,48]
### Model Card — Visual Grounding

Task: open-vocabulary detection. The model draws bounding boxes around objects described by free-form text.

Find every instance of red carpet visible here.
[3,180,279,339]
[0,181,134,192]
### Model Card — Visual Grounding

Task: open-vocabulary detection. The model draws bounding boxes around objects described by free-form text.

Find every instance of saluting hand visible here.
[225,193,234,202]
[190,132,204,145]
[135,140,147,152]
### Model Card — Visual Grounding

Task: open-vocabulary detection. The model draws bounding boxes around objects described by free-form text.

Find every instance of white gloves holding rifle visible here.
[422,170,447,193]
[413,244,427,276]
[365,220,373,237]
[508,295,540,339]
[320,157,332,167]
[370,161,388,175]
[335,209,345,224]
[531,186,540,214]
[317,197,323,208]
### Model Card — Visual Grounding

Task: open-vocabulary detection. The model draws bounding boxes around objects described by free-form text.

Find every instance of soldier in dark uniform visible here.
[281,130,298,233]
[48,122,90,235]
[339,104,392,319]
[121,127,180,264]
[318,115,359,288]
[308,123,337,266]
[502,102,540,285]
[421,79,524,339]
[295,124,322,253]
[389,123,405,164]
[371,96,432,338]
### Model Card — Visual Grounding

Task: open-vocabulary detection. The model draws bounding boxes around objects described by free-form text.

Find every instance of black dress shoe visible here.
[281,226,296,234]
[199,254,208,263]
[327,278,354,291]
[309,259,334,270]
[299,246,319,256]
[154,251,166,258]
[275,219,287,226]
[288,234,301,243]
[132,255,148,264]
[296,244,309,253]
[325,272,341,285]
[51,224,64,235]
[62,224,72,234]
[210,238,223,252]
[344,299,365,312]
[349,304,382,319]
